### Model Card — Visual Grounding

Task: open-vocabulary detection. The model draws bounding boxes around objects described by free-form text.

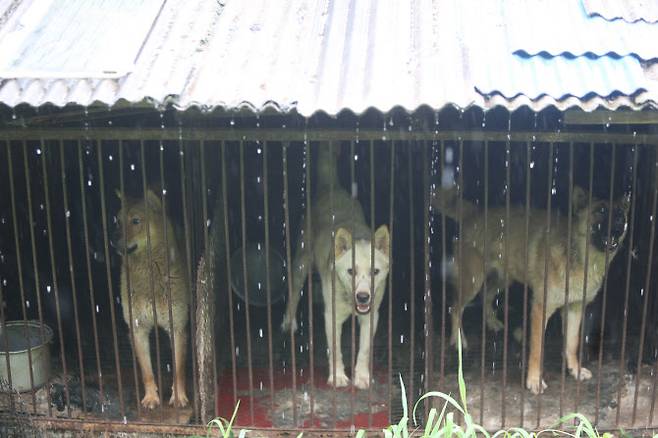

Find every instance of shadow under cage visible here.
[0,108,657,436]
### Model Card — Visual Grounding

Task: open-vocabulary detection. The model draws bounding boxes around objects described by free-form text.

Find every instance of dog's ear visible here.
[335,228,352,259]
[374,225,390,256]
[145,189,163,211]
[571,186,589,211]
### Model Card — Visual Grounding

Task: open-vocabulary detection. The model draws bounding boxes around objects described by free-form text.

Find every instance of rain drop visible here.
[96,305,100,313]
[26,300,30,308]
[46,285,51,293]
[259,328,263,338]
[36,148,42,155]
[130,164,135,171]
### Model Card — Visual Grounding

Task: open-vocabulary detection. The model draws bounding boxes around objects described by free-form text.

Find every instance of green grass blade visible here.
[456,329,468,416]
[424,408,437,437]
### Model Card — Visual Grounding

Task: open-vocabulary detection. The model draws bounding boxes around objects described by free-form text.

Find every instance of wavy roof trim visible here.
[0,0,656,116]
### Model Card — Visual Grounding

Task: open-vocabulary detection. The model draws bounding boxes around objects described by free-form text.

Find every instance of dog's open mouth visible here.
[355,302,371,314]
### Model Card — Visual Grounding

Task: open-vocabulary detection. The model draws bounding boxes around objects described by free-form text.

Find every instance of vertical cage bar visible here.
[138,140,165,420]
[77,141,105,413]
[519,140,532,427]
[262,141,276,415]
[559,142,575,420]
[41,139,73,418]
[177,138,200,419]
[282,141,298,425]
[97,140,126,417]
[457,138,464,427]
[0,278,14,411]
[649,149,658,427]
[407,143,416,413]
[536,141,554,427]
[117,141,143,417]
[238,141,256,424]
[349,139,356,425]
[574,143,595,414]
[305,139,316,425]
[387,140,395,422]
[0,141,15,412]
[368,139,375,427]
[632,145,658,425]
[329,140,338,429]
[6,142,39,413]
[616,145,639,426]
[439,139,447,393]
[220,141,239,410]
[479,140,488,426]
[423,140,433,419]
[594,143,617,425]
[158,141,182,422]
[501,138,512,428]
[59,142,88,413]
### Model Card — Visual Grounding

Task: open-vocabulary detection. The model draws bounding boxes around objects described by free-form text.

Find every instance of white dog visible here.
[281,145,390,389]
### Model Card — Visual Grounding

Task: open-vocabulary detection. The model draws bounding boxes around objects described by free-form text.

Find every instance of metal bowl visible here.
[0,320,54,392]
[230,244,287,306]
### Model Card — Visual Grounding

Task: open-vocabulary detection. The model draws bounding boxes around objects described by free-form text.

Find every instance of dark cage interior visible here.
[1,105,658,434]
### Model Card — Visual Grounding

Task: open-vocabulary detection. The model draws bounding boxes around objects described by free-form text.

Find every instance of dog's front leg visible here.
[526,300,549,394]
[564,303,592,381]
[354,311,379,389]
[169,325,189,407]
[133,326,161,408]
[325,309,349,387]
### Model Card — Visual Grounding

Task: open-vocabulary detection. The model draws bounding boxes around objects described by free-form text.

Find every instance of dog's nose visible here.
[356,292,370,304]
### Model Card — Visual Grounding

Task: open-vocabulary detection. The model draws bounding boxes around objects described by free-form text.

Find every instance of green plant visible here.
[189,400,247,438]
[193,331,625,437]
[377,330,614,438]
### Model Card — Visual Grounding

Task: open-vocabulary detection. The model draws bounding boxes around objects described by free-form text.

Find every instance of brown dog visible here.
[433,186,629,393]
[114,189,189,408]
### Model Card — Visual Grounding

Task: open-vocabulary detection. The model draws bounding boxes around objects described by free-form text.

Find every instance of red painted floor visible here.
[216,368,392,429]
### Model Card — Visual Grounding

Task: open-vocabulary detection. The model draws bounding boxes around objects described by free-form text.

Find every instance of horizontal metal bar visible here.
[564,109,658,125]
[24,417,658,437]
[1,128,657,143]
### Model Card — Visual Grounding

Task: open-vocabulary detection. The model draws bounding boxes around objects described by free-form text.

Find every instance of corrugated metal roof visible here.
[0,0,657,116]
[582,0,658,24]
[0,0,165,78]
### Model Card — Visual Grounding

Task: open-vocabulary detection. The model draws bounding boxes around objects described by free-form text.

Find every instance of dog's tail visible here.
[316,144,340,192]
[431,187,478,220]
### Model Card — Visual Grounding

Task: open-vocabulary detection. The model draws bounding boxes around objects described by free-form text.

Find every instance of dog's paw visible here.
[280,314,298,334]
[526,374,547,395]
[353,369,371,390]
[141,391,161,409]
[569,366,592,381]
[169,391,189,408]
[327,372,350,388]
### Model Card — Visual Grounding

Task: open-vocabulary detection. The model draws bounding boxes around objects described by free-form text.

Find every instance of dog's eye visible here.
[347,268,354,276]
[131,217,141,225]
[372,268,380,275]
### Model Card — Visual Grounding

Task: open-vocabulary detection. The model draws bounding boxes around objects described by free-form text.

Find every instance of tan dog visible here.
[433,186,629,394]
[281,146,390,389]
[114,189,189,408]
